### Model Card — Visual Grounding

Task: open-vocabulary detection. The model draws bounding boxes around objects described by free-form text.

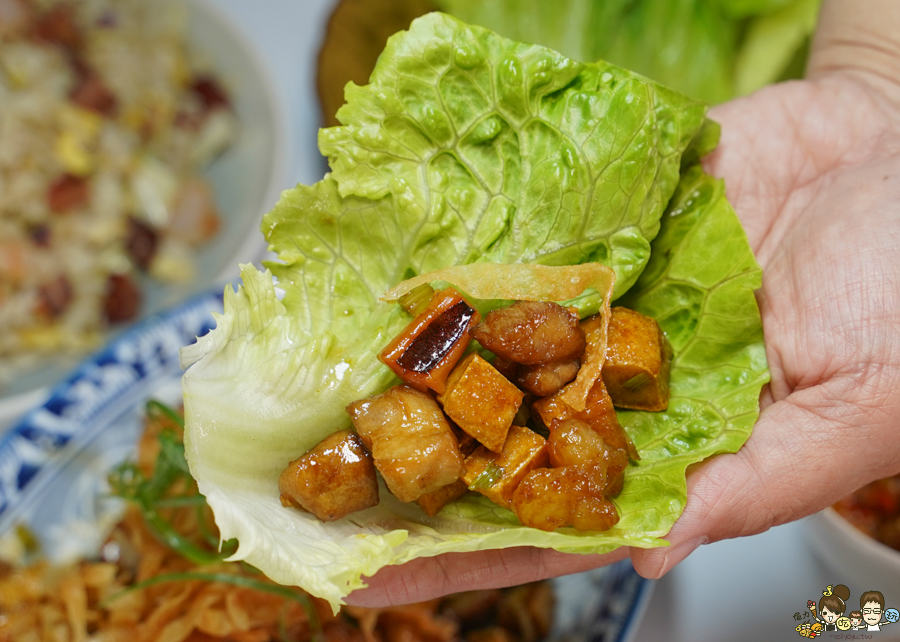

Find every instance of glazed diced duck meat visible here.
[602,307,673,412]
[347,385,464,503]
[494,357,580,397]
[278,430,379,522]
[380,288,480,394]
[512,467,619,532]
[472,301,585,365]
[438,353,524,453]
[279,284,670,533]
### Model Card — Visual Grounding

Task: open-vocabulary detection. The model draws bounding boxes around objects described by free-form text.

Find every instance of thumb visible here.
[630,383,895,579]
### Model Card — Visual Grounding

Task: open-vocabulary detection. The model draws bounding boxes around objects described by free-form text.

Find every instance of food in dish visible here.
[280,274,673,533]
[180,13,768,610]
[0,401,555,641]
[833,475,900,552]
[0,0,235,386]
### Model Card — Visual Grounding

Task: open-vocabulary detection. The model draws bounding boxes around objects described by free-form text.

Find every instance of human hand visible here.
[632,0,900,578]
[347,0,900,607]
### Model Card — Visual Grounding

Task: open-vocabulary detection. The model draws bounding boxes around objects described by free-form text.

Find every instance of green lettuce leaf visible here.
[180,12,765,612]
[433,0,820,103]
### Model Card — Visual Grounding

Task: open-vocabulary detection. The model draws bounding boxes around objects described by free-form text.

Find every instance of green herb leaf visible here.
[622,372,652,392]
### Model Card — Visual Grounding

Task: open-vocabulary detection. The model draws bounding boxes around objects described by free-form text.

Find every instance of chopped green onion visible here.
[469,463,504,490]
[398,283,435,316]
[140,506,236,566]
[146,399,184,429]
[622,372,652,392]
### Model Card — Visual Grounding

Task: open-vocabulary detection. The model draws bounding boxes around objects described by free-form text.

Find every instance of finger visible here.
[630,383,899,579]
[345,546,628,608]
[807,0,900,103]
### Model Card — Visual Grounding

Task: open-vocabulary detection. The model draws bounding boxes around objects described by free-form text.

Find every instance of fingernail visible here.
[656,535,708,578]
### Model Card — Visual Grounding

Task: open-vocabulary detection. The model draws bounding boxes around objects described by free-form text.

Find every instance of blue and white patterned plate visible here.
[0,291,652,642]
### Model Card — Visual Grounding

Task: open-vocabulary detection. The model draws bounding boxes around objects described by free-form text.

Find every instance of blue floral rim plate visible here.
[0,289,651,642]
[0,289,222,526]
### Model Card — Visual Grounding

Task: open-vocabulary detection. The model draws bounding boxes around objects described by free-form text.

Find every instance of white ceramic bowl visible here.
[806,507,900,597]
[0,0,288,422]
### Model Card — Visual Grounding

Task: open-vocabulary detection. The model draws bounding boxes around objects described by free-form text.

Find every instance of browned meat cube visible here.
[511,466,619,532]
[548,419,608,478]
[278,430,378,521]
[495,357,580,397]
[347,385,464,503]
[533,379,626,453]
[472,301,585,366]
[533,379,636,493]
[462,425,549,508]
[380,288,480,394]
[602,307,672,411]
[415,479,470,517]
[438,354,524,453]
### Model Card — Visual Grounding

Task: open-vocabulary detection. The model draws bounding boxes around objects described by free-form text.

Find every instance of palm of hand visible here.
[630,75,900,577]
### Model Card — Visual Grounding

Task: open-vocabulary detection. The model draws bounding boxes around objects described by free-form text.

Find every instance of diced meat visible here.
[548,419,608,474]
[462,425,548,509]
[278,430,378,522]
[346,385,463,503]
[35,274,73,319]
[380,288,480,394]
[511,467,619,532]
[191,74,231,111]
[495,357,580,397]
[32,3,81,49]
[532,379,634,495]
[533,379,628,454]
[70,72,117,116]
[102,273,140,323]
[438,353,524,453]
[47,174,89,214]
[125,217,158,270]
[602,307,672,411]
[472,301,585,366]
[415,479,469,517]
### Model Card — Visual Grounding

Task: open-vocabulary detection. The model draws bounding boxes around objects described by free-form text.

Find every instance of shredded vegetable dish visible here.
[834,475,900,552]
[0,401,554,642]
[0,0,236,386]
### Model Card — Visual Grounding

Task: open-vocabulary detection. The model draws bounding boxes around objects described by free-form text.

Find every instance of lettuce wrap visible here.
[179,12,768,611]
